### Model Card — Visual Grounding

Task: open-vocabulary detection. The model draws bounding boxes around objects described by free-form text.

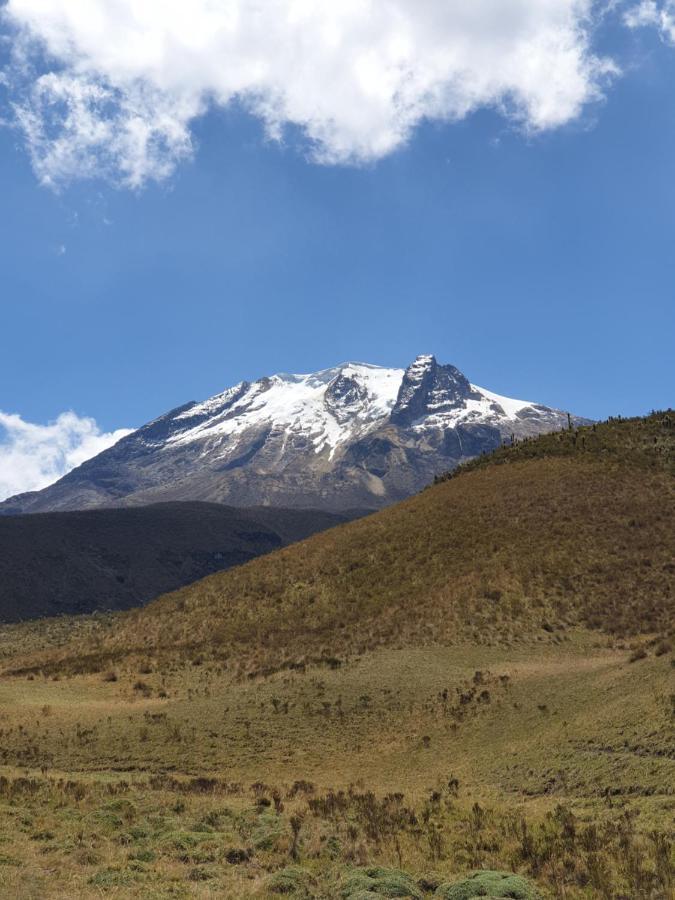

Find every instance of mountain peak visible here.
[410,353,437,368]
[0,356,588,515]
[391,355,475,426]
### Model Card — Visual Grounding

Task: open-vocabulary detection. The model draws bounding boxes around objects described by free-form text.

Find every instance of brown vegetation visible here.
[7,413,672,680]
[0,413,672,897]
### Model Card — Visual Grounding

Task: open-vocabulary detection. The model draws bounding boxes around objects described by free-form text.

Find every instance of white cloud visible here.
[624,1,675,42]
[0,410,131,501]
[1,0,616,187]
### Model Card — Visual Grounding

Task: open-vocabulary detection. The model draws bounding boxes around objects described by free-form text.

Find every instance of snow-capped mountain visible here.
[0,355,588,514]
[166,362,404,459]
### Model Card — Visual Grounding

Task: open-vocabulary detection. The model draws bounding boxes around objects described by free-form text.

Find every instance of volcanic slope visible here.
[0,413,672,900]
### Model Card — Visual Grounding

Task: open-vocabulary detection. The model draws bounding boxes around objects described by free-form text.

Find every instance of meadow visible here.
[0,414,672,898]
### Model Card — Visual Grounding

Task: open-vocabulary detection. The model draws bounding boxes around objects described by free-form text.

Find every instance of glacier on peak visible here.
[157,356,562,457]
[166,362,405,457]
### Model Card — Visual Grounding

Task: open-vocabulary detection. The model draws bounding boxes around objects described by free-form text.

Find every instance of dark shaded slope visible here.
[0,502,348,622]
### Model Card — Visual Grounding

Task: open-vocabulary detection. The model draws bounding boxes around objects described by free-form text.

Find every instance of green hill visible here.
[0,413,672,899]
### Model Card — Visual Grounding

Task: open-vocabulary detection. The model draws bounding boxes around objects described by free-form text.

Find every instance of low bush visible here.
[654,639,672,656]
[435,870,542,899]
[252,811,285,850]
[268,865,315,895]
[341,865,424,898]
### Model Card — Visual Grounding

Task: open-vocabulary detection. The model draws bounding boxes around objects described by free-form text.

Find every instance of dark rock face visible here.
[324,373,370,423]
[0,356,589,515]
[390,355,480,426]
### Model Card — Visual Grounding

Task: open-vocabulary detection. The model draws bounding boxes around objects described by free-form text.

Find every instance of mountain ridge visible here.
[0,355,590,514]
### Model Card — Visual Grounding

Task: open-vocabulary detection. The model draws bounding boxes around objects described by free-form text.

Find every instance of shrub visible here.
[287,780,315,798]
[128,849,156,863]
[268,866,314,894]
[188,866,215,881]
[87,867,134,887]
[72,849,102,866]
[341,866,424,898]
[434,870,542,899]
[224,847,251,864]
[252,812,284,850]
[347,893,385,900]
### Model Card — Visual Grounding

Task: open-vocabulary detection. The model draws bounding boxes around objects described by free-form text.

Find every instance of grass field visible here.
[0,632,672,897]
[0,414,672,898]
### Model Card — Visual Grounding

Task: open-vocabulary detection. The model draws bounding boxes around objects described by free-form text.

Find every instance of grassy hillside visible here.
[0,502,349,622]
[436,410,675,480]
[12,412,672,677]
[0,413,672,898]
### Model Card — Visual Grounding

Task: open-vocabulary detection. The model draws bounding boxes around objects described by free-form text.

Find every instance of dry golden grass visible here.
[9,418,672,680]
[0,633,672,898]
[0,413,672,897]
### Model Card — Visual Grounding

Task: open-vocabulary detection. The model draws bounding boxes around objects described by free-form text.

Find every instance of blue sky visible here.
[0,1,674,497]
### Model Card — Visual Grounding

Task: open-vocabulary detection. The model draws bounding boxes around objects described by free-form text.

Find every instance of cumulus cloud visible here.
[0,410,131,501]
[1,0,616,187]
[624,1,675,42]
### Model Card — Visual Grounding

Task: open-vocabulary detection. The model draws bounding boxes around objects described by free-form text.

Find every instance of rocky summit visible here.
[0,355,588,514]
